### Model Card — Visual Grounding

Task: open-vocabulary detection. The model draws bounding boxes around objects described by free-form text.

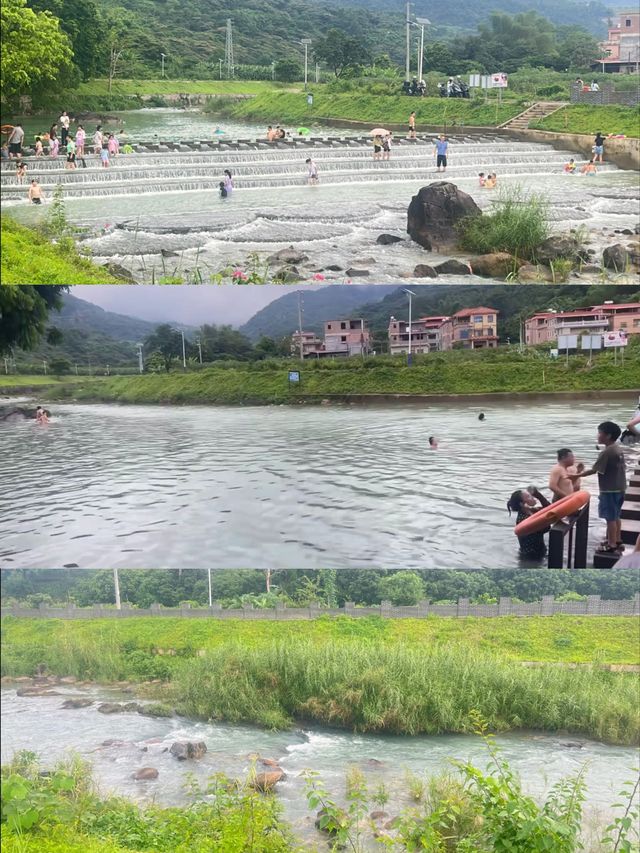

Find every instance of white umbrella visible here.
[370,128,390,136]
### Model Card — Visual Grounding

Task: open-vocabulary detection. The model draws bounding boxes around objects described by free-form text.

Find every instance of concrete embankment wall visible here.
[503,128,640,171]
[2,595,639,620]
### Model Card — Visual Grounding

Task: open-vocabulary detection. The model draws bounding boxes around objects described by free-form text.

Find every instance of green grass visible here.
[2,616,637,743]
[74,79,302,97]
[221,91,524,128]
[1,218,123,285]
[3,615,636,666]
[530,104,640,138]
[45,352,640,405]
[458,187,550,260]
[0,374,95,387]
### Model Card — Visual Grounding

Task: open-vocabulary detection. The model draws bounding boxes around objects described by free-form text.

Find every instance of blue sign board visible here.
[288,371,300,383]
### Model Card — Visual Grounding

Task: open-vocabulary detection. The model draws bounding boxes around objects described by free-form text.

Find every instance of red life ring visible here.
[514,490,590,537]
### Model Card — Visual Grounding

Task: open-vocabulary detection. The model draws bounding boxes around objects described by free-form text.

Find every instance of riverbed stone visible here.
[434,259,472,276]
[345,268,370,277]
[250,769,286,791]
[370,810,389,821]
[407,182,481,250]
[267,246,309,265]
[535,235,585,265]
[16,687,60,697]
[413,264,438,277]
[468,252,517,279]
[323,264,343,272]
[376,234,403,245]
[133,767,159,780]
[517,264,554,283]
[58,676,78,684]
[106,262,135,282]
[169,741,207,761]
[602,244,629,271]
[97,702,126,714]
[61,697,94,709]
[259,758,280,768]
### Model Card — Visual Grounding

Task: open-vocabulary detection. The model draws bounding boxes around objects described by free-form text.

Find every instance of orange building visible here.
[440,307,499,350]
[598,10,640,73]
[388,315,449,355]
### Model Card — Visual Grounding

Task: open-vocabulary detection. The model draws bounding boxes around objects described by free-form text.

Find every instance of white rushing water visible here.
[1,686,637,847]
[1,397,637,570]
[2,126,638,283]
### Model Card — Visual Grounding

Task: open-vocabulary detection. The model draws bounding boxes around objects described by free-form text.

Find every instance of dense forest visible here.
[2,569,639,609]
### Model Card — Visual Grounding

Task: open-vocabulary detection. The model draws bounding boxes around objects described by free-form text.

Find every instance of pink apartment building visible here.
[292,319,371,358]
[439,307,499,350]
[388,315,449,355]
[525,303,640,345]
[598,11,640,73]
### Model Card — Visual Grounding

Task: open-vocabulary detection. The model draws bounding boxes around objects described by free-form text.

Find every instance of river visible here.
[1,396,637,570]
[1,686,636,848]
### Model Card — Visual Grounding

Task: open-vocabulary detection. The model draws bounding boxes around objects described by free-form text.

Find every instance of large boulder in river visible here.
[267,246,309,266]
[517,264,554,283]
[61,697,94,709]
[376,234,403,245]
[602,244,629,271]
[169,741,207,761]
[434,259,472,276]
[413,264,438,278]
[535,235,585,265]
[407,182,480,250]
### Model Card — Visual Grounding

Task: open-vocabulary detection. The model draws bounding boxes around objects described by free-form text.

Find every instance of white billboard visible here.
[558,335,578,350]
[581,335,602,350]
[603,330,628,347]
[491,72,508,88]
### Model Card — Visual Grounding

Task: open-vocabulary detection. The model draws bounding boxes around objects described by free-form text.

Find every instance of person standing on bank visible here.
[408,112,416,139]
[592,131,605,163]
[434,134,448,173]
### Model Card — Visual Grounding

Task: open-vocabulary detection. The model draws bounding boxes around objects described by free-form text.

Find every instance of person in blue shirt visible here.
[434,135,448,172]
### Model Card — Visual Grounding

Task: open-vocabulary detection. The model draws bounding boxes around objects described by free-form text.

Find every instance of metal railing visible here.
[548,500,590,569]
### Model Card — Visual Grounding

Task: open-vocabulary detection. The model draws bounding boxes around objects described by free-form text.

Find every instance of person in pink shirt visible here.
[107,133,120,156]
[75,125,85,156]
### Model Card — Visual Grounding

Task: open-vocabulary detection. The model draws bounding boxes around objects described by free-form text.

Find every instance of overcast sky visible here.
[71,285,327,327]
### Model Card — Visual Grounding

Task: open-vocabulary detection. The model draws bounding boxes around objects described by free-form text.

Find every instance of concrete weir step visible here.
[593,550,622,569]
[621,518,640,545]
[626,486,640,502]
[621,502,640,520]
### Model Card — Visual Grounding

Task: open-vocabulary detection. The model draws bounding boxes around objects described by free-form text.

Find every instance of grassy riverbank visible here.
[1,218,123,285]
[218,91,523,128]
[2,616,638,744]
[529,104,640,137]
[46,354,639,405]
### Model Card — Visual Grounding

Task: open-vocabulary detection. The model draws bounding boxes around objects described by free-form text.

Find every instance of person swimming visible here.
[428,436,438,449]
[507,487,551,559]
[478,412,485,421]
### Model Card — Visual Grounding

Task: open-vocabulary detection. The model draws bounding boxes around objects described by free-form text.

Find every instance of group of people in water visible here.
[508,403,640,564]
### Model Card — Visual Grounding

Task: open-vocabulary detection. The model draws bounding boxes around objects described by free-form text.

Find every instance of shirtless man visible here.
[27,180,45,204]
[548,448,583,501]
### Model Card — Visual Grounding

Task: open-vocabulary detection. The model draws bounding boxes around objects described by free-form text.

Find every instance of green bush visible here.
[457,186,550,260]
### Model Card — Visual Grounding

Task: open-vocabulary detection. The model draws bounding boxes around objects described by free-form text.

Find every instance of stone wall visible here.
[2,595,638,620]
[570,87,640,107]
[504,128,640,171]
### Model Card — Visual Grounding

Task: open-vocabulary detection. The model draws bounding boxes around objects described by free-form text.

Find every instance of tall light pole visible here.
[403,289,416,365]
[297,291,304,361]
[207,569,212,607]
[405,1,412,82]
[415,18,431,82]
[172,328,187,369]
[219,58,223,79]
[301,39,312,90]
[113,568,121,610]
[136,343,144,373]
[160,53,166,78]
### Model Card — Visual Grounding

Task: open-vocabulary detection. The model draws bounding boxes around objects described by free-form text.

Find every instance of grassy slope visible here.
[530,105,640,138]
[0,375,96,387]
[74,79,302,97]
[1,218,123,285]
[47,358,639,404]
[224,92,524,127]
[2,615,637,664]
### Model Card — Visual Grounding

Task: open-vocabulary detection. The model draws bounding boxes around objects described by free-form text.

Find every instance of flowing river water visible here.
[1,396,637,570]
[1,111,638,283]
[1,686,636,848]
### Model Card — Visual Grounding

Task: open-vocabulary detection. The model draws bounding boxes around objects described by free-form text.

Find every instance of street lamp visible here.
[136,343,144,374]
[160,52,166,78]
[172,328,187,369]
[301,39,312,90]
[414,18,431,83]
[403,289,416,365]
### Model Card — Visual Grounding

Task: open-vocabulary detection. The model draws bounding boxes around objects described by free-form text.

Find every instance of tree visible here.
[377,571,425,606]
[49,357,71,375]
[556,28,600,70]
[274,59,302,82]
[1,0,73,104]
[198,324,254,361]
[27,0,106,79]
[0,286,68,355]
[314,28,371,78]
[143,324,185,372]
[103,8,136,94]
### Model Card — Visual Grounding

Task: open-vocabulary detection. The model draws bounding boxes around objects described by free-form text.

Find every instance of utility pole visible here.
[160,53,166,78]
[415,18,430,83]
[113,568,121,610]
[3,357,8,375]
[136,343,144,373]
[219,58,223,79]
[301,39,312,90]
[405,1,412,81]
[297,291,304,362]
[403,289,416,366]
[207,569,212,607]
[196,336,203,364]
[43,360,47,375]
[225,19,234,79]
[181,331,186,369]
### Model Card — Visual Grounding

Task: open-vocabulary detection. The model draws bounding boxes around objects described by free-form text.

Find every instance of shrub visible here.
[458,186,550,260]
